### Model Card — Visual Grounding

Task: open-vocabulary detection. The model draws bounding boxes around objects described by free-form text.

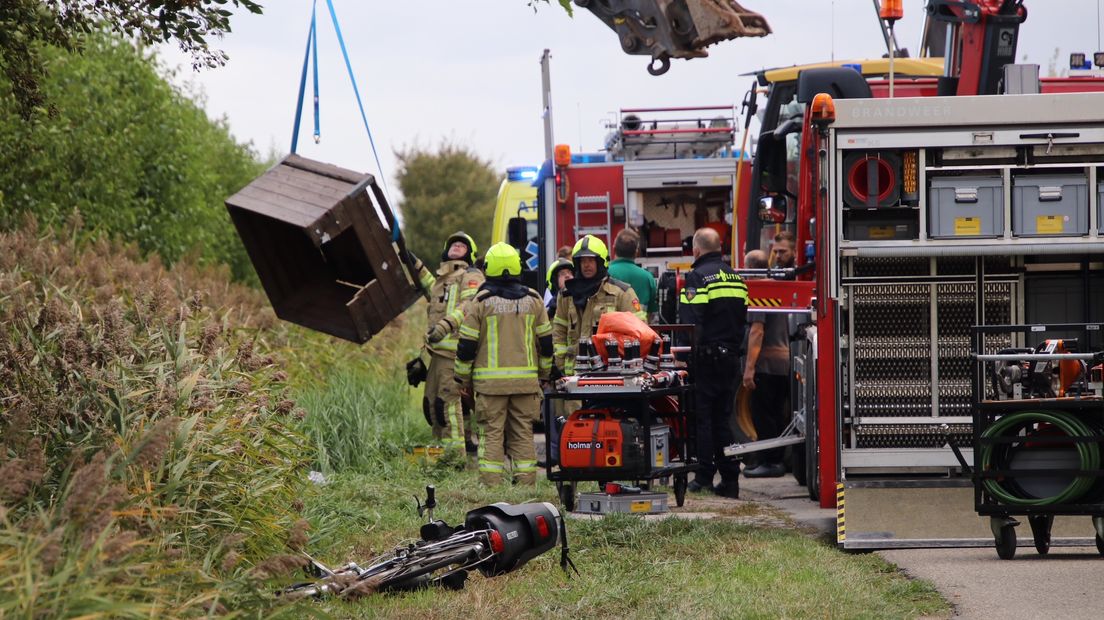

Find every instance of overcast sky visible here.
[161,0,1103,195]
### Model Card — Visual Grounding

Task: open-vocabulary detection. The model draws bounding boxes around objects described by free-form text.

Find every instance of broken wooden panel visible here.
[226,154,421,343]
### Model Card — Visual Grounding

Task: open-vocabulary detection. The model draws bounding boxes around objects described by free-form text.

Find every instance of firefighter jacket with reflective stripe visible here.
[552,277,643,375]
[678,251,748,349]
[422,259,484,358]
[455,288,552,395]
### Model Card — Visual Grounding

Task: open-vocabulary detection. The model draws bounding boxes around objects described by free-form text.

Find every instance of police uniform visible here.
[678,250,748,496]
[551,236,645,376]
[455,243,553,485]
[416,233,485,451]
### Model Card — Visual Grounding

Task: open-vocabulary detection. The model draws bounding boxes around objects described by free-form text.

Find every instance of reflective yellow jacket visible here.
[552,277,643,375]
[455,285,552,395]
[419,259,484,358]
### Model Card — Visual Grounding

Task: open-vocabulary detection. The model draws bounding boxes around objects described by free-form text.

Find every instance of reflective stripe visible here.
[445,282,458,317]
[473,368,538,380]
[447,402,460,441]
[536,321,552,336]
[514,459,537,473]
[565,359,575,375]
[539,355,552,372]
[479,460,505,473]
[553,316,570,327]
[681,292,709,305]
[455,360,473,377]
[432,339,458,352]
[633,310,647,320]
[487,315,499,370]
[524,314,535,369]
[419,271,435,289]
[554,344,569,355]
[459,287,479,300]
[459,324,480,339]
[449,307,465,322]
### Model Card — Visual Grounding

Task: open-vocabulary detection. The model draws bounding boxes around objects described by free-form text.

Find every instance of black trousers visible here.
[750,372,789,465]
[694,356,741,484]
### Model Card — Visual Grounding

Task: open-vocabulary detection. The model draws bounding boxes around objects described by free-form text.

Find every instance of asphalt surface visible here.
[740,475,1104,619]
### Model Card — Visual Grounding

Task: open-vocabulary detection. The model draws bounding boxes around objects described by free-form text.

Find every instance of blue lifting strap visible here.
[291,0,399,241]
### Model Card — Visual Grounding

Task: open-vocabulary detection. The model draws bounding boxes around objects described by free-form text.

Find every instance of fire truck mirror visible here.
[758,195,788,224]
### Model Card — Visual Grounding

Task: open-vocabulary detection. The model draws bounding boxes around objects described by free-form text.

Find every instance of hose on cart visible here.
[979,410,1101,506]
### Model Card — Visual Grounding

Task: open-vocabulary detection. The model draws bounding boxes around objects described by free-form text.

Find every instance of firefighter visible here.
[544,257,574,317]
[679,227,748,498]
[551,235,644,377]
[410,232,485,456]
[455,243,553,485]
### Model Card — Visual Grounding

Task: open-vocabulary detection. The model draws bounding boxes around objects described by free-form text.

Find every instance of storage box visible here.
[844,211,918,241]
[928,175,1003,238]
[649,424,671,470]
[576,491,669,515]
[1012,174,1088,236]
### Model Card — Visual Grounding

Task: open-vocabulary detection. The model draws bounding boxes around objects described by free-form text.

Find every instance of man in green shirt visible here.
[608,229,658,320]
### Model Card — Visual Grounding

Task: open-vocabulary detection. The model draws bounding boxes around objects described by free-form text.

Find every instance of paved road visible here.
[741,475,1104,619]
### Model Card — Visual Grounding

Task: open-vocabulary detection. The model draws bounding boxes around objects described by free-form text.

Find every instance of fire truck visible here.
[498,1,1104,548]
[745,2,1104,549]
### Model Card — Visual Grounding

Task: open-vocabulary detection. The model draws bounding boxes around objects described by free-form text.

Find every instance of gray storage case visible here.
[1012,174,1088,236]
[928,176,1004,238]
[576,491,669,515]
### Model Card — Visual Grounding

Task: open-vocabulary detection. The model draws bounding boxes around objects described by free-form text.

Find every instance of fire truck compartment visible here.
[928,175,1004,238]
[1012,173,1089,236]
[844,209,918,241]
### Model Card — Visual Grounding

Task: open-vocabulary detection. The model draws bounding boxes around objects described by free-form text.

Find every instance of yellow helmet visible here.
[442,231,478,264]
[484,242,522,278]
[572,235,609,267]
[546,257,573,289]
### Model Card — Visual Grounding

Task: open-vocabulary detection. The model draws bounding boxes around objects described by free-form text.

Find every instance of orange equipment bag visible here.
[591,311,661,362]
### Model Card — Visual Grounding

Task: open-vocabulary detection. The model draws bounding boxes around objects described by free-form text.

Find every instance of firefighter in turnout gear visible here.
[455,243,553,485]
[411,231,485,454]
[552,235,644,377]
[679,227,748,498]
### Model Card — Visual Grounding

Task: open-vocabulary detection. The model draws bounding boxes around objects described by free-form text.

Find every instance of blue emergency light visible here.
[507,166,539,182]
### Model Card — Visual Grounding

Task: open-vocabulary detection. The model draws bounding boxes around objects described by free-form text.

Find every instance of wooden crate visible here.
[226,154,421,343]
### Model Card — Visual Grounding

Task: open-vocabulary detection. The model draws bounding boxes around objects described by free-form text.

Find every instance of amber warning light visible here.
[811,93,836,128]
[554,144,572,168]
[879,0,903,22]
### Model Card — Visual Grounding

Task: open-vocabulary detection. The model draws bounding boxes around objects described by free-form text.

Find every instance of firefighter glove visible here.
[426,319,451,344]
[405,356,427,387]
[550,365,563,382]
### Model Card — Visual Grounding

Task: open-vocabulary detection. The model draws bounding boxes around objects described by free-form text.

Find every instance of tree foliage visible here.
[0,36,266,281]
[0,0,262,118]
[395,142,500,268]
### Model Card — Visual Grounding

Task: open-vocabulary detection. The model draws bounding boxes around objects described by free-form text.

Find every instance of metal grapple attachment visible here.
[575,0,771,75]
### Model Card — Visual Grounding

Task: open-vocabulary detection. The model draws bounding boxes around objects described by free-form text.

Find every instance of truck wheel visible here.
[995,524,1017,560]
[791,444,807,486]
[673,474,688,507]
[1028,515,1053,555]
[1096,534,1104,557]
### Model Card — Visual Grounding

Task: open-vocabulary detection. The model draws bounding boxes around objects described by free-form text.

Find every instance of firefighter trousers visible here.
[424,354,464,450]
[475,392,539,485]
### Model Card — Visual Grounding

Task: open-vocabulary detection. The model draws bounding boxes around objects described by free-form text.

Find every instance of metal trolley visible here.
[970,323,1104,560]
[542,325,699,511]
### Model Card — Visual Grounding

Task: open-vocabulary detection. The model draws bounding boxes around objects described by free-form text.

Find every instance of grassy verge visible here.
[0,219,949,618]
[281,336,949,619]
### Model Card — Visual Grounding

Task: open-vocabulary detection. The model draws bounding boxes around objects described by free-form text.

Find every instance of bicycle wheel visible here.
[374,541,486,591]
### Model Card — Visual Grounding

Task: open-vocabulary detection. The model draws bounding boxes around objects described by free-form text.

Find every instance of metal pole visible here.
[889,23,896,98]
[541,50,557,270]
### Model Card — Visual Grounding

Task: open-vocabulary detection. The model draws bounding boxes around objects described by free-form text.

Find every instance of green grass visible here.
[284,471,949,620]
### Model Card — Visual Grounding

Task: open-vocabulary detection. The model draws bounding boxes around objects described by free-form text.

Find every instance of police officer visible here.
[679,227,748,498]
[412,232,485,455]
[551,235,644,377]
[455,243,553,485]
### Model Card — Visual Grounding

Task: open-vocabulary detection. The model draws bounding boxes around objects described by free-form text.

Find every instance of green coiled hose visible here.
[978,410,1101,507]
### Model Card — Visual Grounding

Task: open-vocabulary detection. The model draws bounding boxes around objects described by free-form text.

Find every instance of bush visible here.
[0,35,267,282]
[0,219,312,615]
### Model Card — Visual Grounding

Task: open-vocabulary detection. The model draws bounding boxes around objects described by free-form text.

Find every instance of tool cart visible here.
[543,324,699,512]
[970,323,1104,560]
